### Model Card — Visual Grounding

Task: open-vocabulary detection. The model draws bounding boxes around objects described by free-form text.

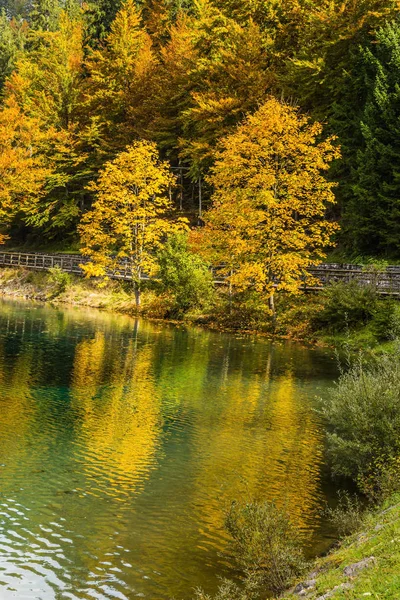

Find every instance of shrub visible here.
[324,491,365,537]
[192,500,307,600]
[320,350,400,493]
[193,579,254,600]
[48,265,71,295]
[371,300,400,341]
[359,455,400,503]
[211,290,273,332]
[224,500,308,595]
[157,234,214,315]
[312,281,378,332]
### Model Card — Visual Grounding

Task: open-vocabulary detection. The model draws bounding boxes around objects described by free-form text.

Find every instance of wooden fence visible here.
[0,252,400,294]
[306,264,400,295]
[0,252,152,281]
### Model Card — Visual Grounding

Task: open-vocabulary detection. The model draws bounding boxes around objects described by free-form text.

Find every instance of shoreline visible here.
[0,265,324,346]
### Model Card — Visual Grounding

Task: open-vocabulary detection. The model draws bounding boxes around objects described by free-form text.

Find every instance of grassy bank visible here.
[283,493,400,599]
[0,266,138,311]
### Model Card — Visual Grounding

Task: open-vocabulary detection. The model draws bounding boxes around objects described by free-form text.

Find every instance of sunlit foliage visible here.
[196,97,339,309]
[79,141,188,304]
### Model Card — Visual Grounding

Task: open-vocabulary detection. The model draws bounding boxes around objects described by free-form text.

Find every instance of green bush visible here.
[324,491,366,537]
[359,455,400,503]
[192,500,307,600]
[320,351,400,493]
[312,281,378,332]
[371,300,400,341]
[224,500,308,595]
[193,579,254,600]
[157,234,214,315]
[48,265,71,295]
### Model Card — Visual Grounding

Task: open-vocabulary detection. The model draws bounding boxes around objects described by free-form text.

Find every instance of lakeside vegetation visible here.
[1,0,400,316]
[1,1,400,599]
[190,349,400,600]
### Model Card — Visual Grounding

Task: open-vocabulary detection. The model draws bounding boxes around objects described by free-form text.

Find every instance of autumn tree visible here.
[146,14,198,158]
[197,97,339,313]
[2,12,89,237]
[84,0,156,150]
[7,12,84,128]
[79,141,188,305]
[281,0,400,115]
[178,1,274,177]
[0,97,51,242]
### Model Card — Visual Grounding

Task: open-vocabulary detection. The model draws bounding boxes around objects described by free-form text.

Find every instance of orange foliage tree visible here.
[196,97,340,312]
[0,98,51,243]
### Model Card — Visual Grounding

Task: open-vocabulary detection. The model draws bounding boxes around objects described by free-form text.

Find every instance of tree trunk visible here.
[134,283,141,308]
[269,292,276,329]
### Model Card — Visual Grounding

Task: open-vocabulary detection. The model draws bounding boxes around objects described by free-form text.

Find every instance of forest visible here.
[2,0,400,308]
[2,4,400,599]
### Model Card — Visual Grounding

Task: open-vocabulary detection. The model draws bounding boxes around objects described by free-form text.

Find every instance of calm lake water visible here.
[0,298,339,600]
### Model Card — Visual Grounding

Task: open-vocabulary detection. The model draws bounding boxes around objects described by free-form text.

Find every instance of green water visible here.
[0,298,339,600]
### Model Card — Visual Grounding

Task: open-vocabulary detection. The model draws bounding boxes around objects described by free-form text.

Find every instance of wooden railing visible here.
[306,264,400,295]
[0,252,150,281]
[0,252,400,294]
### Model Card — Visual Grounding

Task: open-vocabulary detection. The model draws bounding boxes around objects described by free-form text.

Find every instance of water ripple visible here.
[0,299,339,599]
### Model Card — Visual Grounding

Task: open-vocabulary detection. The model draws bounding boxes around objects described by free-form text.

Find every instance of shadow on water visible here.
[0,298,339,599]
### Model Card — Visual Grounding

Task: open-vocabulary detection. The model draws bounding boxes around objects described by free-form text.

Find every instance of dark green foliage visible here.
[157,233,214,315]
[371,299,400,341]
[312,281,379,332]
[336,19,400,255]
[324,491,366,537]
[83,0,123,43]
[321,350,400,490]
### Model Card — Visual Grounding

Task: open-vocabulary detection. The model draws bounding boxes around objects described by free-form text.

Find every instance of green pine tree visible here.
[346,19,400,255]
[83,0,124,43]
[30,0,61,31]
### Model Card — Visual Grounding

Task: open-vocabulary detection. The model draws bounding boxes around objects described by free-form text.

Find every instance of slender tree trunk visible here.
[229,269,233,315]
[134,282,141,307]
[269,292,276,329]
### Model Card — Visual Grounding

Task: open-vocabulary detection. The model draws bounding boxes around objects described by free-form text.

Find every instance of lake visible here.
[0,298,339,599]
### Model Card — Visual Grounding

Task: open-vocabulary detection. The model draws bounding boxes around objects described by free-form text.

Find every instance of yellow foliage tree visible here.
[6,12,84,129]
[0,97,51,243]
[196,97,340,312]
[84,0,157,149]
[179,1,274,175]
[79,141,188,305]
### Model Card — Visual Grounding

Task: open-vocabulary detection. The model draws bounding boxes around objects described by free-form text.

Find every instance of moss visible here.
[282,494,400,599]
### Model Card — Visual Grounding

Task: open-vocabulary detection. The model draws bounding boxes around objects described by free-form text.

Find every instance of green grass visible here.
[282,494,400,599]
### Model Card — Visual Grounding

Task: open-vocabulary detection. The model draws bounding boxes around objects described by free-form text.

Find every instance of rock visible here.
[316,583,352,600]
[294,579,317,595]
[343,556,376,578]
